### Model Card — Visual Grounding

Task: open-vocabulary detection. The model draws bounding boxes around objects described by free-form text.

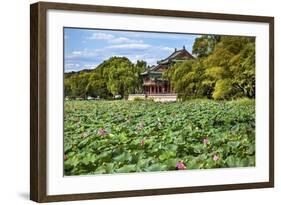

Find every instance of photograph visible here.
[63,28,256,176]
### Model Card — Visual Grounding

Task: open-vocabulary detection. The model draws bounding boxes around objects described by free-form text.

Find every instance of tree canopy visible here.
[65,35,255,101]
[64,57,146,99]
[163,35,255,100]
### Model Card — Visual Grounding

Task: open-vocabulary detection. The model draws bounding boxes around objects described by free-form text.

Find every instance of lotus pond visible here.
[64,99,255,176]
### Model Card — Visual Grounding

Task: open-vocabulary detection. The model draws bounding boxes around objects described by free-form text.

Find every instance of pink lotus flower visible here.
[176,161,186,170]
[140,139,145,146]
[203,137,209,144]
[213,154,219,161]
[98,128,107,136]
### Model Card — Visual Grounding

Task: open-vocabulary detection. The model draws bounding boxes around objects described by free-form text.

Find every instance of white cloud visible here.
[66,49,101,59]
[162,46,174,52]
[86,33,114,40]
[85,32,143,44]
[109,37,143,44]
[65,43,183,71]
[107,43,151,50]
[65,63,80,69]
[72,51,82,55]
[122,32,199,40]
[83,64,98,69]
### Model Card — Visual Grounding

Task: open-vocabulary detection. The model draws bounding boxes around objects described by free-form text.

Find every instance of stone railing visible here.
[128,93,177,102]
[127,94,146,101]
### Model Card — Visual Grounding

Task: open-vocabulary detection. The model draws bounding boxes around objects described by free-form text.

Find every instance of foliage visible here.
[64,71,91,99]
[65,35,255,101]
[104,57,136,97]
[65,57,147,99]
[164,35,255,100]
[192,35,220,58]
[64,99,255,175]
[134,60,147,93]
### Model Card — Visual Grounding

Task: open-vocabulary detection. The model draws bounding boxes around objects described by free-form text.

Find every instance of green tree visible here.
[66,72,90,99]
[105,57,136,98]
[64,77,73,97]
[203,36,255,99]
[134,60,147,93]
[87,71,110,99]
[192,35,220,58]
[229,41,255,98]
[64,57,146,99]
[64,35,255,101]
[166,35,255,100]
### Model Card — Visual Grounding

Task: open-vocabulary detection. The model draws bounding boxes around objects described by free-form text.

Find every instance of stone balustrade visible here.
[128,94,177,102]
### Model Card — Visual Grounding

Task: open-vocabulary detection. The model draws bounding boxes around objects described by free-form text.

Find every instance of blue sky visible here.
[64,28,199,72]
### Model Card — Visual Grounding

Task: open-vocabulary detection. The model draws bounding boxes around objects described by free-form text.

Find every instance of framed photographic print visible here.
[30,1,274,202]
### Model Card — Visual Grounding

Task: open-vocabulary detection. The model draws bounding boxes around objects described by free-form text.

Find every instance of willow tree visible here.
[202,36,255,100]
[101,57,140,98]
[164,35,255,100]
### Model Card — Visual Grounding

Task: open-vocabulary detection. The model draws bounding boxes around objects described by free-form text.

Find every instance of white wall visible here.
[0,0,279,204]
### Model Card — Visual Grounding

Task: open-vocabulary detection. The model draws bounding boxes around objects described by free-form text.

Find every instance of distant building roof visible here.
[157,46,194,65]
[141,46,194,75]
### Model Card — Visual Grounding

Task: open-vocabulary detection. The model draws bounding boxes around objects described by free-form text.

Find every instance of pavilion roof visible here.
[141,46,194,75]
[157,46,194,65]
